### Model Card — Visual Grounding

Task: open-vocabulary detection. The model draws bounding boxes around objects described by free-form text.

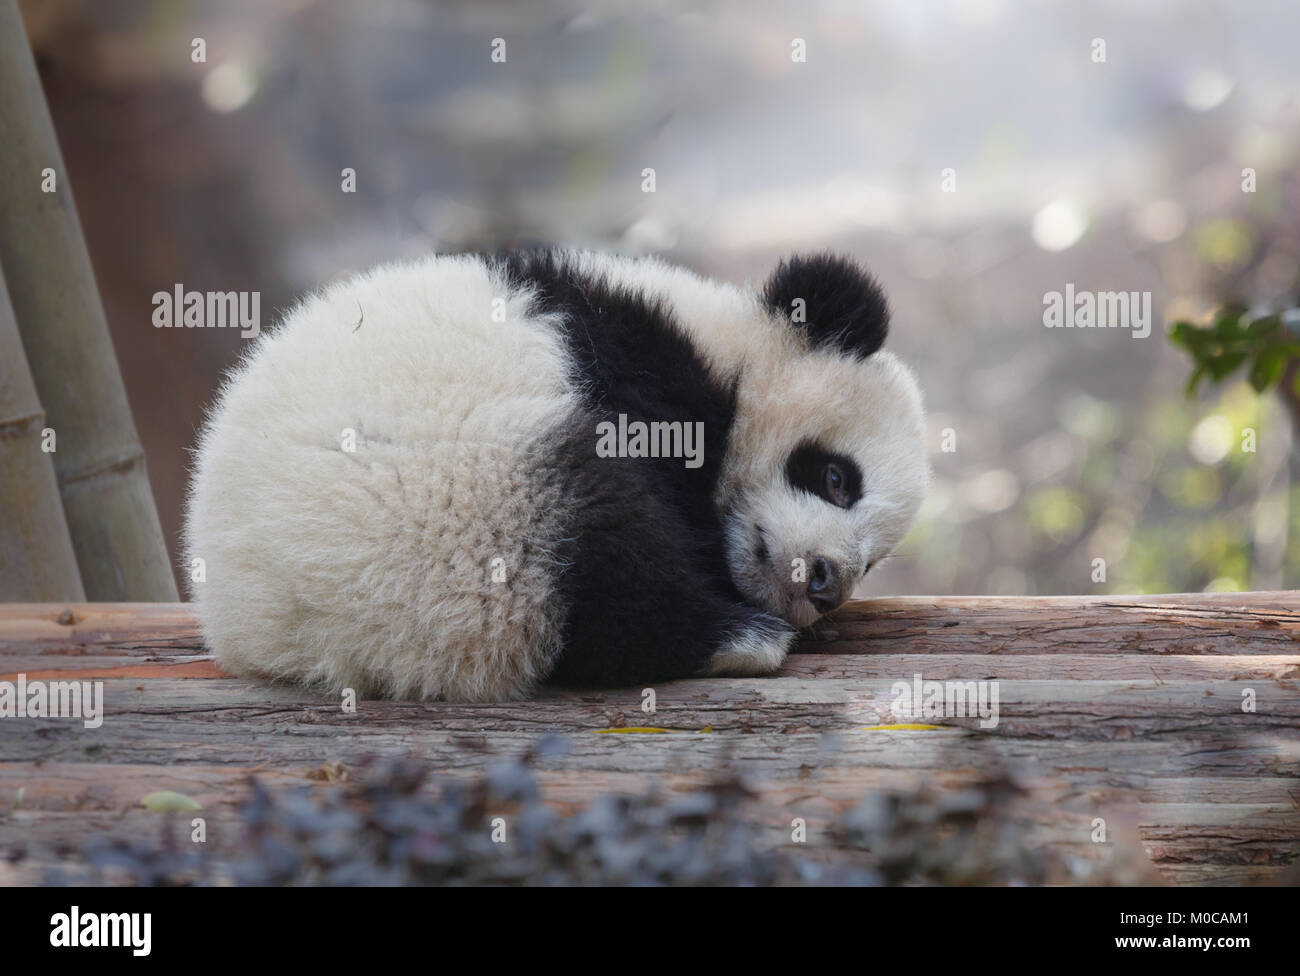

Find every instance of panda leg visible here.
[546,456,795,688]
[704,608,797,676]
[550,543,796,687]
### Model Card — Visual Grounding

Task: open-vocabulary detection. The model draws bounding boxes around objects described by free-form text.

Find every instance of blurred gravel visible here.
[38,738,1136,886]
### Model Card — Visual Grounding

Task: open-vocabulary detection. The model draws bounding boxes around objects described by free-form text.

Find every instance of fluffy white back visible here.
[186,255,580,700]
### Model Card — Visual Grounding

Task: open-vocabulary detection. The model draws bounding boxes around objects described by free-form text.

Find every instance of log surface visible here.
[1,596,1298,885]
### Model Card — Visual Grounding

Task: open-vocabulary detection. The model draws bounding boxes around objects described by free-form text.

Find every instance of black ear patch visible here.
[762,253,890,359]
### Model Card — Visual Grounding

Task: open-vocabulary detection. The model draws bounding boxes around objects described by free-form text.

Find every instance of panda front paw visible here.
[704,610,797,677]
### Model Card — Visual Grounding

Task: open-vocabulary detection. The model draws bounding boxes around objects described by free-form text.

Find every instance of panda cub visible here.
[186,250,929,701]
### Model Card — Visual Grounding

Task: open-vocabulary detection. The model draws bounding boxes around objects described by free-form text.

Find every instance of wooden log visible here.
[0,674,1292,735]
[0,602,201,651]
[1,651,1297,685]
[803,592,1300,655]
[0,1,177,601]
[1,592,1297,654]
[0,599,1296,886]
[0,267,84,600]
[2,682,1295,779]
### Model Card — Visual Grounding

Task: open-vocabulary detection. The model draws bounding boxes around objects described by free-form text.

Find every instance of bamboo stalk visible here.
[0,0,177,600]
[0,267,85,601]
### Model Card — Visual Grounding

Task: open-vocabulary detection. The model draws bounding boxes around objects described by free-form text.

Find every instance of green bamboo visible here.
[0,0,177,600]
[0,264,86,600]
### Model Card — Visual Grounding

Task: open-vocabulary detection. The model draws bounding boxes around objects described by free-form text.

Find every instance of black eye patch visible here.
[784,440,863,509]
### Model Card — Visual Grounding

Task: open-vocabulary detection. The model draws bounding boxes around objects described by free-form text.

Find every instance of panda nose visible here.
[806,557,844,612]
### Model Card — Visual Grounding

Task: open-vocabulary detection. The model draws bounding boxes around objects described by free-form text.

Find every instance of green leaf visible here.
[1172,305,1300,395]
[1245,313,1280,337]
[1205,351,1247,381]
[1248,352,1285,392]
[1168,322,1196,347]
[1213,309,1245,338]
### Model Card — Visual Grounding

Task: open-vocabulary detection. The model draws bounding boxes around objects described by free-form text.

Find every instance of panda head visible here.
[719,253,930,628]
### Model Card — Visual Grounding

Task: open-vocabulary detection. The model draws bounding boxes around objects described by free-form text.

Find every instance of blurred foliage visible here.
[39,744,1145,886]
[915,377,1285,596]
[1170,306,1300,397]
[1063,383,1265,595]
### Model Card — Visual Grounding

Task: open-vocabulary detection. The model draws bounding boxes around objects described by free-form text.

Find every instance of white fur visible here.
[705,626,798,676]
[187,251,928,700]
[187,255,580,701]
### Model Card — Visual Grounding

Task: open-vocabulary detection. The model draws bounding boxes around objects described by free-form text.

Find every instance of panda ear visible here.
[762,253,890,359]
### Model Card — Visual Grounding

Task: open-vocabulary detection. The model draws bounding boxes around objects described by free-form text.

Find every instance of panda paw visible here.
[704,611,797,677]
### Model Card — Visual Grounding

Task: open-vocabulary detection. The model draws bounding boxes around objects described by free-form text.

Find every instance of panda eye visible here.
[822,463,850,507]
[786,441,863,508]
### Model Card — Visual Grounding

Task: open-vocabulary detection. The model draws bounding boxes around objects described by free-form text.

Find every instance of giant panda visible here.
[185,250,929,701]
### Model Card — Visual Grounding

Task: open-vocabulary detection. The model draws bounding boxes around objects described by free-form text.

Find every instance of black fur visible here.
[785,440,864,509]
[497,251,782,686]
[762,253,889,359]
[541,417,788,686]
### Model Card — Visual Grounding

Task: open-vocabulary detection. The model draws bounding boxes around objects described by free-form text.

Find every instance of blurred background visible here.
[19,0,1300,597]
